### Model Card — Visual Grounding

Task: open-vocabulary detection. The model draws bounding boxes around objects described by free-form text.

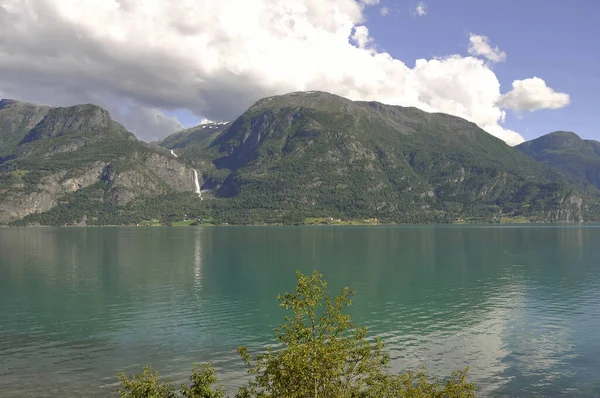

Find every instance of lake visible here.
[1,225,600,397]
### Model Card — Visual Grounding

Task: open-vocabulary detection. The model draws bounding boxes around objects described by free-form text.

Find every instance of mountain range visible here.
[516,131,600,189]
[1,92,599,226]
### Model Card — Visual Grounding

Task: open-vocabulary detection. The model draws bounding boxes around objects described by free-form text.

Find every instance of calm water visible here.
[1,226,600,397]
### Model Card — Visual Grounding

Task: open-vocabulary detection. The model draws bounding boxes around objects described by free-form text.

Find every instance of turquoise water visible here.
[1,226,600,396]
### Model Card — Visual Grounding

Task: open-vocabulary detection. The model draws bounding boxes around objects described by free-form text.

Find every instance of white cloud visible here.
[351,25,373,49]
[414,2,427,17]
[468,34,507,63]
[380,6,390,16]
[498,77,571,112]
[0,0,568,146]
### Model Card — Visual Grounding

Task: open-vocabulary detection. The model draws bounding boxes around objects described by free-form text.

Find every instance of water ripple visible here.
[2,226,600,396]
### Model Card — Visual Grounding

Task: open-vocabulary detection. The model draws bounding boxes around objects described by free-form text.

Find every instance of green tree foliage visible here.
[117,271,475,398]
[181,364,225,398]
[118,366,176,398]
[236,270,391,398]
[118,364,224,398]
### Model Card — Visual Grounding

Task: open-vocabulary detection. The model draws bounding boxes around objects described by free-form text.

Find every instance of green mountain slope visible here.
[158,121,232,189]
[156,91,592,224]
[516,131,600,189]
[0,99,199,225]
[4,92,599,226]
[160,121,231,152]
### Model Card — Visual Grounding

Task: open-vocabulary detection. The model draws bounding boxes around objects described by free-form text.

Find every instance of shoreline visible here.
[1,220,595,228]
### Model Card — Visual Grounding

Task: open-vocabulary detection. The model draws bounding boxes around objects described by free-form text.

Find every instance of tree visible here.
[117,366,176,398]
[236,270,390,398]
[117,271,475,397]
[235,271,475,398]
[181,364,224,398]
[118,364,223,398]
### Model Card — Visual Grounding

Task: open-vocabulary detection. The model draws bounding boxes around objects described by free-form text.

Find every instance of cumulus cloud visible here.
[351,25,373,49]
[380,6,390,16]
[498,77,571,111]
[414,2,427,17]
[468,34,507,63]
[0,0,567,145]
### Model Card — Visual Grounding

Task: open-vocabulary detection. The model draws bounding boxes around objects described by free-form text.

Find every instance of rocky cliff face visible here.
[101,152,199,206]
[20,104,116,143]
[144,152,199,192]
[0,99,51,153]
[0,162,107,223]
[0,99,201,224]
[0,151,201,224]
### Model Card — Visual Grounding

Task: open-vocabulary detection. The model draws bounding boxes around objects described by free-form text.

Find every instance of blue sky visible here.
[364,0,599,141]
[164,0,597,142]
[1,0,596,142]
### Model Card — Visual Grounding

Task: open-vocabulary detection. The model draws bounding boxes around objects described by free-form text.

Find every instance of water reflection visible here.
[1,225,600,396]
[194,228,203,288]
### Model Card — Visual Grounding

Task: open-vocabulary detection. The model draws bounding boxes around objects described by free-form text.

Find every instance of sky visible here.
[0,0,597,144]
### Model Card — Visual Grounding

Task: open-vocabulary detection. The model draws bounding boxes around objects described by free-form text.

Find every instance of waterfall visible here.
[170,149,178,157]
[193,169,203,200]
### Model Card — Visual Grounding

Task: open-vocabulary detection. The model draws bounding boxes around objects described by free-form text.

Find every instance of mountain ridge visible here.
[516,131,600,190]
[157,91,591,224]
[1,92,599,226]
[0,99,200,224]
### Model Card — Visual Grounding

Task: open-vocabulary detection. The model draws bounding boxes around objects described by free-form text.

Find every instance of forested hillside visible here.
[2,92,599,226]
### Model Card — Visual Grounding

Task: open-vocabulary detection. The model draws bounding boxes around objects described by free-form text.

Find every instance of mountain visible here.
[0,99,200,225]
[2,92,598,226]
[516,131,600,189]
[0,99,51,155]
[160,121,231,152]
[155,91,593,224]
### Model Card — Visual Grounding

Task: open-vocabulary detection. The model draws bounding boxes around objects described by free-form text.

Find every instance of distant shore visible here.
[3,216,592,228]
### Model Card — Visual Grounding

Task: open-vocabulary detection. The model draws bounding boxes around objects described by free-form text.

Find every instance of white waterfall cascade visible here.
[193,169,203,200]
[170,149,178,157]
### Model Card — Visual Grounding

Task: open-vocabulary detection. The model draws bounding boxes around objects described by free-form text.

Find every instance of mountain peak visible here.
[18,103,127,144]
[198,121,231,128]
[544,130,581,140]
[516,130,600,189]
[0,98,21,108]
[265,90,340,99]
[0,98,50,111]
[251,91,357,113]
[519,130,584,153]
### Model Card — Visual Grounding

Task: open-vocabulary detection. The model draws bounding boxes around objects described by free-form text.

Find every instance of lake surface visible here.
[1,226,600,397]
